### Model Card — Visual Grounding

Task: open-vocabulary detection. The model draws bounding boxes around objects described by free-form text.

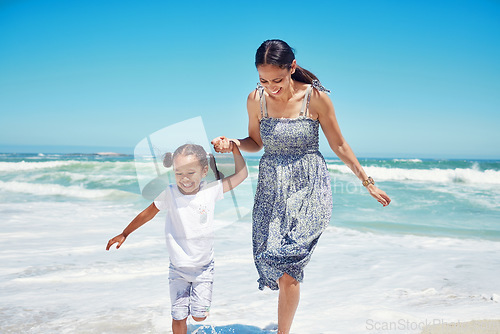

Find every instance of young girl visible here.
[106,141,247,334]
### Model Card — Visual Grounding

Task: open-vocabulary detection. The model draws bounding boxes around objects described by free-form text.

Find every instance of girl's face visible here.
[257,61,296,97]
[173,154,208,195]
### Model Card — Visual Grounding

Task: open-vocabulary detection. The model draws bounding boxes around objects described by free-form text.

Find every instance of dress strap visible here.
[256,83,268,118]
[311,79,331,94]
[299,85,313,117]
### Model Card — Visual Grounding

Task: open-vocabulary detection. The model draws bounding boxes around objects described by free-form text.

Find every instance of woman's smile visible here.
[257,64,293,99]
[270,87,282,95]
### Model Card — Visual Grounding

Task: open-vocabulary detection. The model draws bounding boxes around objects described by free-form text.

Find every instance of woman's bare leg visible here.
[277,273,300,334]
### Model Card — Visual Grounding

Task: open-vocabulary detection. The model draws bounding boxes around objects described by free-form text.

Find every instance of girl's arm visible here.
[221,142,248,193]
[212,90,263,153]
[106,203,160,250]
[312,90,391,207]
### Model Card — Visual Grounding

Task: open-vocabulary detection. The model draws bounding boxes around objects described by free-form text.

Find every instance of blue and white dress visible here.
[253,84,333,290]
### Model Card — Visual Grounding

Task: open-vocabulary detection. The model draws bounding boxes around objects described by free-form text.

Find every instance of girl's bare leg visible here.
[172,318,187,334]
[277,273,300,334]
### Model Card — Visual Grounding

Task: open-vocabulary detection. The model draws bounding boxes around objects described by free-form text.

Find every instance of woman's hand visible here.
[106,234,126,250]
[211,136,233,153]
[366,185,391,207]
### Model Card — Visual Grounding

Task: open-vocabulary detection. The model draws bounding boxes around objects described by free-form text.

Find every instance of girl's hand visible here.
[211,136,233,153]
[366,185,391,207]
[106,234,126,250]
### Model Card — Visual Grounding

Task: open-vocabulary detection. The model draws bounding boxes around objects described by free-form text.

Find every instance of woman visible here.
[212,39,391,333]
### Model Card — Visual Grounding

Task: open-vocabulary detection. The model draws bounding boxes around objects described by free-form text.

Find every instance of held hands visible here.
[366,185,391,207]
[106,233,126,250]
[213,135,391,207]
[211,136,233,153]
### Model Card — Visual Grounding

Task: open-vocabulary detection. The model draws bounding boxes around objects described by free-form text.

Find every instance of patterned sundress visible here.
[253,84,333,290]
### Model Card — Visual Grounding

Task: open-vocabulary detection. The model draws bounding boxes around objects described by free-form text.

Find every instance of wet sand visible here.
[421,320,500,334]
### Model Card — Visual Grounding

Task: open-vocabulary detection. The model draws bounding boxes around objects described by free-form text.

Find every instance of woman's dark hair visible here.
[163,144,222,180]
[255,39,319,84]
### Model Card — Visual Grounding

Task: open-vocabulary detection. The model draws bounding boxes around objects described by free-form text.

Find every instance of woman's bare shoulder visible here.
[247,89,260,102]
[309,87,334,119]
[247,89,261,116]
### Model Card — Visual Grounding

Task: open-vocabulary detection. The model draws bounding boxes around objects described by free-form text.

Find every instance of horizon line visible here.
[0,144,499,160]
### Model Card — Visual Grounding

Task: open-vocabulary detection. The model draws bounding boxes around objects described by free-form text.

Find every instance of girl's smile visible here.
[173,154,208,195]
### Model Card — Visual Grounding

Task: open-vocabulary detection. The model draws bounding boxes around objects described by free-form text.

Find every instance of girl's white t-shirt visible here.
[154,180,223,268]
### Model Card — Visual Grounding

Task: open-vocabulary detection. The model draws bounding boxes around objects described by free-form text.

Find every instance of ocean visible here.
[1,153,499,333]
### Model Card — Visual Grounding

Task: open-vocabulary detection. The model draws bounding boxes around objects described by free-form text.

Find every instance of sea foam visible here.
[327,164,500,185]
[0,180,133,199]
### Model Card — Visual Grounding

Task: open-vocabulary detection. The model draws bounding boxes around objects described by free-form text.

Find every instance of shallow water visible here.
[0,154,499,333]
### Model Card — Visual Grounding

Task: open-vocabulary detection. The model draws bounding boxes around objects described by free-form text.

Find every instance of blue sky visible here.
[0,0,499,158]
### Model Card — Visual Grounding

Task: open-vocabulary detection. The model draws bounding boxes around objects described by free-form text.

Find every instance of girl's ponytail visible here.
[163,152,174,168]
[208,153,224,180]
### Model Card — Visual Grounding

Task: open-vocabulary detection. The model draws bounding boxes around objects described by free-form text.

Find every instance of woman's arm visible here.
[222,142,248,193]
[312,90,391,206]
[106,203,160,250]
[212,90,263,153]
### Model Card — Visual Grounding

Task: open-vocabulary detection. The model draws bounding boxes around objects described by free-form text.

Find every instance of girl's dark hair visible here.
[255,39,319,84]
[163,144,222,180]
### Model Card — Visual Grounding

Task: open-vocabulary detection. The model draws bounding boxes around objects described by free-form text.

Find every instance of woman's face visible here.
[257,61,296,97]
[173,154,208,195]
